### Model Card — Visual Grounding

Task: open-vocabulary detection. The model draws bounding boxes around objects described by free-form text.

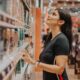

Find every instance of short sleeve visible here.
[54,37,69,56]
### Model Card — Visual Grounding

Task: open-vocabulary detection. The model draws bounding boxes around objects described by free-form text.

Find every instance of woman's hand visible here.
[22,50,36,64]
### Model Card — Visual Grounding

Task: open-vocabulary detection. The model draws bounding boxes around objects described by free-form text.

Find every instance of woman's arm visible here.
[22,50,68,75]
[35,55,68,74]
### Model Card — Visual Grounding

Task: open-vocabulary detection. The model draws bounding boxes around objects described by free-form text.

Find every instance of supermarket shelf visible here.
[21,0,30,11]
[0,10,25,24]
[0,11,25,28]
[21,64,28,76]
[0,42,29,80]
[14,64,28,80]
[0,21,22,28]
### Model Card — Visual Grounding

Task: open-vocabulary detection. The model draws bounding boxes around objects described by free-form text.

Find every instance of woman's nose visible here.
[47,15,52,19]
[44,12,48,21]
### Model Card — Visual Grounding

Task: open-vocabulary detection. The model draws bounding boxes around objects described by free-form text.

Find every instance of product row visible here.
[0,27,25,61]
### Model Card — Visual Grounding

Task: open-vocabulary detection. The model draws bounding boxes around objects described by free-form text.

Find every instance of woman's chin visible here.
[46,22,53,26]
[46,22,51,25]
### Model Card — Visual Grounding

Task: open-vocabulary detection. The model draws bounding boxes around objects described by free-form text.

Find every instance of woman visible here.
[22,8,72,80]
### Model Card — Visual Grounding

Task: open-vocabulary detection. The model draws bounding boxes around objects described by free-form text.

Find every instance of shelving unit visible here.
[14,64,28,80]
[0,11,24,28]
[0,0,35,80]
[21,0,30,11]
[0,43,29,70]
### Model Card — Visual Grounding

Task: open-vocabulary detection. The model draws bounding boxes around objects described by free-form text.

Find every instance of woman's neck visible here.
[51,26,61,39]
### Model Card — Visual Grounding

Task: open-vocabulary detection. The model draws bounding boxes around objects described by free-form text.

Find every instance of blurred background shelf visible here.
[0,0,80,80]
[14,64,28,80]
[0,42,29,80]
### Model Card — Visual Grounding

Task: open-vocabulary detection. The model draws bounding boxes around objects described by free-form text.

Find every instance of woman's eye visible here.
[52,13,56,15]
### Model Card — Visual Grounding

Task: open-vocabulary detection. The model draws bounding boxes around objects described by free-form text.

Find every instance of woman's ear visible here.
[58,20,65,25]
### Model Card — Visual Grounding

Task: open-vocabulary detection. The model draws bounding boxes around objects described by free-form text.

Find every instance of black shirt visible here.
[39,33,69,80]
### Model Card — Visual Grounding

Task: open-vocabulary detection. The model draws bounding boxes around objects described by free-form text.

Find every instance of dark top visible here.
[39,33,69,80]
[44,32,52,47]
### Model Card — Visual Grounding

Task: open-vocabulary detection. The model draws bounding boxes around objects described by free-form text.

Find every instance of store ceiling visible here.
[43,0,80,6]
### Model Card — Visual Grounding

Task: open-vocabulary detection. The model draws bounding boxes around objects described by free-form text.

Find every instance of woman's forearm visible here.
[23,50,65,74]
[25,58,64,74]
[36,62,64,74]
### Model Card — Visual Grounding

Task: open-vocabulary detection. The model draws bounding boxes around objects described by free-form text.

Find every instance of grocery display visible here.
[0,0,80,80]
[0,0,35,80]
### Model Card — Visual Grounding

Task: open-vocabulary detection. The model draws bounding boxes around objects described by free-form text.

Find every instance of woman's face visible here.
[46,8,60,27]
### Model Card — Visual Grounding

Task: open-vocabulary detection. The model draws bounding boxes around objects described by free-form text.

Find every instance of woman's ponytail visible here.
[58,9,72,52]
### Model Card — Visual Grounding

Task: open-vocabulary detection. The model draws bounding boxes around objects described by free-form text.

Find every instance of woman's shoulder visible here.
[54,33,69,46]
[56,33,68,41]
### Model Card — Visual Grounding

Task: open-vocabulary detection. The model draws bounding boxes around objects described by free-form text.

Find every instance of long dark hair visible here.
[58,9,72,52]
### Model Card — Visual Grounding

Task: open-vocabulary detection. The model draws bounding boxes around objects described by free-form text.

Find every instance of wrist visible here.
[32,60,36,65]
[35,61,40,67]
